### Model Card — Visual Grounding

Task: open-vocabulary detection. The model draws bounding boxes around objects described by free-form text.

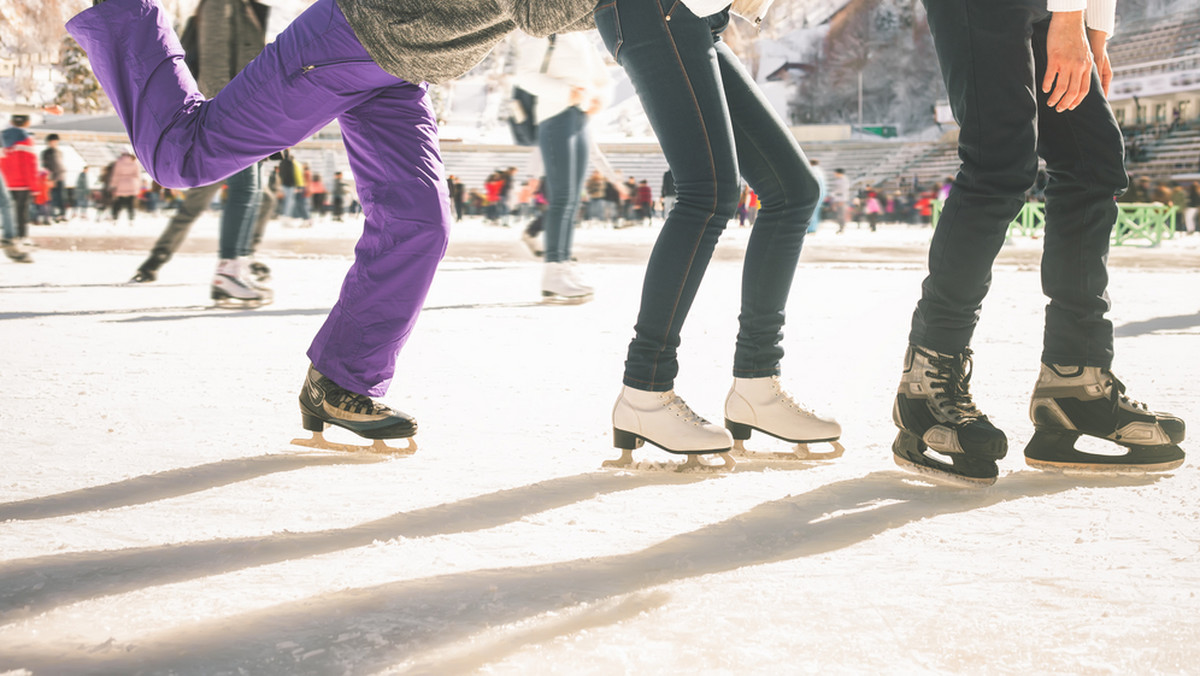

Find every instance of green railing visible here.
[931,201,1178,246]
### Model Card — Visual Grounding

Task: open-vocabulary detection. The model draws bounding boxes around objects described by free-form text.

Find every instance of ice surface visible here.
[0,215,1197,674]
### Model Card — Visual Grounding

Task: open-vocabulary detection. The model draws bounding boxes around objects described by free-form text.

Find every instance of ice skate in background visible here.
[1024,364,1186,473]
[211,258,273,309]
[605,386,735,472]
[291,365,418,455]
[724,376,845,461]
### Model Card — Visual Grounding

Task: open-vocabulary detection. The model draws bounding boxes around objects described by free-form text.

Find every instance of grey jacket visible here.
[337,0,597,85]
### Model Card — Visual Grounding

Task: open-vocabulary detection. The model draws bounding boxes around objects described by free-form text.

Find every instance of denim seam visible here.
[643,0,723,389]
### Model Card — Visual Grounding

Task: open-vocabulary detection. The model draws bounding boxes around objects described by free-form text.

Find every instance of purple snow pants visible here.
[67,0,451,397]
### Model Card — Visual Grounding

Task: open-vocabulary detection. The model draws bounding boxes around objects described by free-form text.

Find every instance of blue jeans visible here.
[538,106,589,263]
[594,0,819,391]
[912,0,1126,368]
[218,164,262,259]
[0,172,15,241]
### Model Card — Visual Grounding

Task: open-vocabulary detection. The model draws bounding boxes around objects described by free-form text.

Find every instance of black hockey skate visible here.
[1025,364,1185,473]
[292,365,417,454]
[892,345,1008,487]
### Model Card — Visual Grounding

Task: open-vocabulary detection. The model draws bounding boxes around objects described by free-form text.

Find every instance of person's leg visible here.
[539,108,582,264]
[218,165,261,259]
[0,174,15,242]
[250,181,275,253]
[12,191,32,238]
[908,0,1042,354]
[563,118,590,259]
[143,182,221,273]
[306,81,450,397]
[715,40,820,380]
[1034,19,1126,370]
[595,0,740,391]
[67,0,387,190]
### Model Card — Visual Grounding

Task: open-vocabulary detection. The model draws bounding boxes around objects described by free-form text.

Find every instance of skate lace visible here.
[771,377,814,414]
[1105,372,1148,413]
[328,388,392,416]
[924,347,983,423]
[660,392,712,427]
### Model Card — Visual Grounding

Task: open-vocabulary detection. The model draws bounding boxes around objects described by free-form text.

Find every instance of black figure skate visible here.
[292,365,418,455]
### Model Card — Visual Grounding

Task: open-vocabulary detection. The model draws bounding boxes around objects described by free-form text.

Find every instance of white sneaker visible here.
[725,376,841,444]
[612,385,733,453]
[542,262,592,303]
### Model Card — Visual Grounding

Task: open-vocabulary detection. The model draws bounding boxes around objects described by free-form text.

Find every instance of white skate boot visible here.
[212,258,268,307]
[724,376,844,460]
[565,262,594,295]
[542,262,593,304]
[606,386,735,471]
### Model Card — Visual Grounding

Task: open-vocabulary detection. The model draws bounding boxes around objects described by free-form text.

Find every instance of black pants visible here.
[911,0,1127,368]
[11,190,32,238]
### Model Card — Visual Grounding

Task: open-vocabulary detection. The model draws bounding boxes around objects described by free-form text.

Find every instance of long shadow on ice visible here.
[2,470,1160,675]
[0,471,707,621]
[1114,312,1200,338]
[0,453,386,522]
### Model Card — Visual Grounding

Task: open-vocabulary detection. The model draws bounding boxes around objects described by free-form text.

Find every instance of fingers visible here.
[1043,59,1092,112]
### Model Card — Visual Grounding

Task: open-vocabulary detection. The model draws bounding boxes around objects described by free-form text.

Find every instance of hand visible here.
[1044,11,1093,113]
[585,98,603,116]
[1087,28,1112,98]
[568,87,586,106]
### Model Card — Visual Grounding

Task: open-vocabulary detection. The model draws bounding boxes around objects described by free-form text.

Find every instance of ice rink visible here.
[1,215,1198,674]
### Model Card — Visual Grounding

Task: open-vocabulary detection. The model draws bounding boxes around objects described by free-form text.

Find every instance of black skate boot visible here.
[248,260,272,282]
[130,251,167,283]
[893,345,1008,487]
[1025,364,1185,473]
[292,365,417,454]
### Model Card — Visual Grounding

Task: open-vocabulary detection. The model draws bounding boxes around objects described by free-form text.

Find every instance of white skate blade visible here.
[291,431,417,456]
[541,292,593,305]
[731,439,845,461]
[893,453,997,488]
[1025,456,1184,474]
[602,448,735,473]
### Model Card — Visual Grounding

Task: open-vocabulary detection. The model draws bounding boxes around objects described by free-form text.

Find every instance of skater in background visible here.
[891,0,1186,487]
[830,168,850,233]
[107,151,142,224]
[130,0,275,305]
[41,134,68,222]
[596,0,842,468]
[1,114,38,253]
[515,32,611,302]
[1,102,62,262]
[68,0,597,451]
[807,159,825,234]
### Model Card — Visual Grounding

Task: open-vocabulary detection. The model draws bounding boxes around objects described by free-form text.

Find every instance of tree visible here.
[55,36,110,113]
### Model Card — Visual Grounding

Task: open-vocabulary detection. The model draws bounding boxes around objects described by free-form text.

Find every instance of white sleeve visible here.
[1085,0,1116,35]
[1046,0,1116,35]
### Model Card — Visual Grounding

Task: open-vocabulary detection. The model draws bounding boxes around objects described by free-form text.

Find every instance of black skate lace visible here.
[328,387,392,416]
[1105,372,1148,413]
[923,347,983,423]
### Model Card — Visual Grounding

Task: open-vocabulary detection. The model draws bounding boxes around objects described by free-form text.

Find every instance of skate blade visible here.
[291,431,417,456]
[541,292,593,305]
[602,448,736,473]
[1025,456,1185,474]
[731,439,845,461]
[893,453,997,488]
[212,297,270,309]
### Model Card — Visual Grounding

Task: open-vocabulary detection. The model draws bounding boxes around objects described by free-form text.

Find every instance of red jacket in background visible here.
[1,127,38,190]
